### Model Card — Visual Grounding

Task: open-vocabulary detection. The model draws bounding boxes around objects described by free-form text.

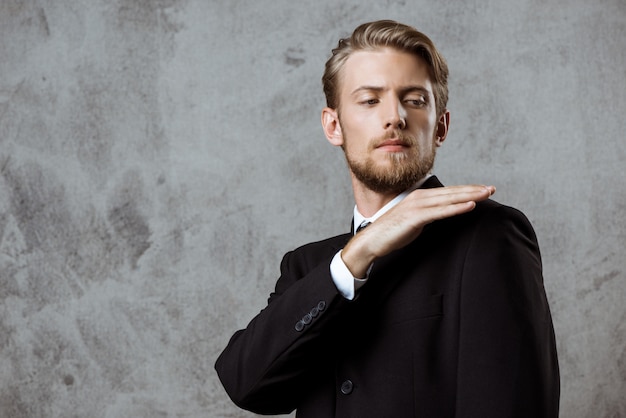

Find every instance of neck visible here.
[350,177,400,218]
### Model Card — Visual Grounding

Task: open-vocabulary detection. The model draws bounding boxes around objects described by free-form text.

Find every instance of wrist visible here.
[341,235,377,278]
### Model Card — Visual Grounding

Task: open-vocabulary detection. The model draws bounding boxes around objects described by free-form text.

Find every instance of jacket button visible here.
[317,301,326,311]
[295,320,305,332]
[310,306,319,317]
[302,313,312,324]
[340,379,353,395]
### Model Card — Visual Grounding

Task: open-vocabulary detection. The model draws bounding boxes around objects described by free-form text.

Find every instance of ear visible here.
[321,107,343,147]
[434,110,450,147]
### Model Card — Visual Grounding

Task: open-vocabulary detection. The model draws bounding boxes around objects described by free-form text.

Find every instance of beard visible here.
[343,130,436,195]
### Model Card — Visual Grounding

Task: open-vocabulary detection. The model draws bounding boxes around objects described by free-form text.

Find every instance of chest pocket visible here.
[384,293,444,325]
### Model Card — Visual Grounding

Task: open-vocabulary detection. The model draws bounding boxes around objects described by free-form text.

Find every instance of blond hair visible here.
[322,20,449,117]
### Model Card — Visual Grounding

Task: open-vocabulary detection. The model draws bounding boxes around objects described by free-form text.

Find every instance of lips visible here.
[374,137,413,153]
[377,139,409,148]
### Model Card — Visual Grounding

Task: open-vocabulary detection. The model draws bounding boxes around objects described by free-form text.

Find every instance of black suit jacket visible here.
[215,177,560,417]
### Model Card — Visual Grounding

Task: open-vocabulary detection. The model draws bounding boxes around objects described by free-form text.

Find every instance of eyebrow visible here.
[350,85,432,96]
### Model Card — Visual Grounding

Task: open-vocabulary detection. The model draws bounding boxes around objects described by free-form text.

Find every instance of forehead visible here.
[339,47,433,95]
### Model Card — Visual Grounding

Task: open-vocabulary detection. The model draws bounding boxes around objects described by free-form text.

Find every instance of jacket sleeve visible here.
[214,246,348,415]
[455,205,560,417]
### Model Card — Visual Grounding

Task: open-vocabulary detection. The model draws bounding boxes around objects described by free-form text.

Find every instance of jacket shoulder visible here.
[281,233,351,277]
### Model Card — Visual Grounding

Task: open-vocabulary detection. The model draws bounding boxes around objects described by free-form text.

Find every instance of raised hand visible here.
[341,185,496,278]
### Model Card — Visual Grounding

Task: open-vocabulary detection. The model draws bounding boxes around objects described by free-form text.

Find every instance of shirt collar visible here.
[352,174,432,234]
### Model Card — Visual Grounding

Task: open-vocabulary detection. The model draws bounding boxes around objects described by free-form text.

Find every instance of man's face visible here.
[325,47,448,195]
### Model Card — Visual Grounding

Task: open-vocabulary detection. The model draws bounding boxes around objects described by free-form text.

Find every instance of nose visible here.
[384,100,407,130]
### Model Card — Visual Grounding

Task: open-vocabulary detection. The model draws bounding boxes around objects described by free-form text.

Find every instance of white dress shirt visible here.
[330,175,432,300]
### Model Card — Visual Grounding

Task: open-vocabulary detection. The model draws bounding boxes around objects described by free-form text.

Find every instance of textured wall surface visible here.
[1,0,624,417]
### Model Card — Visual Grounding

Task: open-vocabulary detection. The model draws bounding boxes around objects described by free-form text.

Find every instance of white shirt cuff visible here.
[330,250,370,300]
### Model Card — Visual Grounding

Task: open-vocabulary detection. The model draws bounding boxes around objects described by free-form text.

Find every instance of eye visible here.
[360,98,379,106]
[405,96,427,107]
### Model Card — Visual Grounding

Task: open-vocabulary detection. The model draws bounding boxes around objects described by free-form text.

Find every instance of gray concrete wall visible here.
[0,0,624,417]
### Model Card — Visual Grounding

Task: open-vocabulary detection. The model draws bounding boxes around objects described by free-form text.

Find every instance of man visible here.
[215,20,559,417]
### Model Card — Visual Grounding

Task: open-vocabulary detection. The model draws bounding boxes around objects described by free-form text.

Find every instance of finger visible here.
[408,185,495,200]
[406,187,494,209]
[418,200,477,223]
